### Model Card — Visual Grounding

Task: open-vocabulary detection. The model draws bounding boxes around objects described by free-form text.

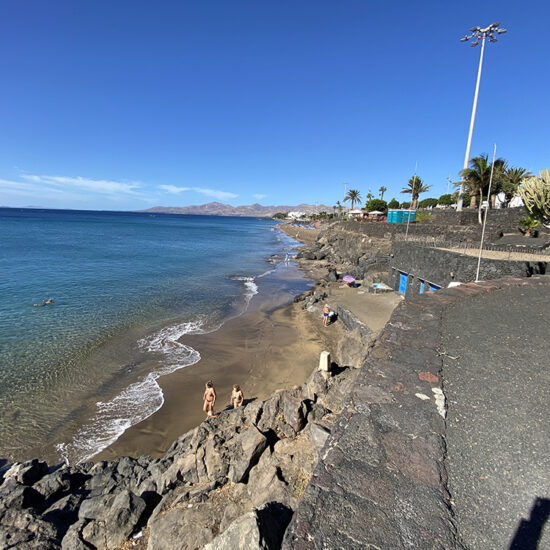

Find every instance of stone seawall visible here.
[283,276,550,549]
[389,241,548,293]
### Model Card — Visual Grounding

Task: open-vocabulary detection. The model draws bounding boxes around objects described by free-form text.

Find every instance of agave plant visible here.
[517,216,540,237]
[518,169,550,228]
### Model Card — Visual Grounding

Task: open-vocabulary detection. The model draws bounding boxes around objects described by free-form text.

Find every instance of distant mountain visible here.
[141,202,334,218]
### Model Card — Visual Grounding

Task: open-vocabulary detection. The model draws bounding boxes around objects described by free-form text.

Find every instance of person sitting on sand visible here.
[203,380,218,418]
[323,304,330,327]
[231,384,244,408]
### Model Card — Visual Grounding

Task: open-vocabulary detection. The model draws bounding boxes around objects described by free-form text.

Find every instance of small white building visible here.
[287,211,307,220]
[347,209,364,218]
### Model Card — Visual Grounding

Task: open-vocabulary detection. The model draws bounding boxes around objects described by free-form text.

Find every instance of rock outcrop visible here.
[0,361,359,550]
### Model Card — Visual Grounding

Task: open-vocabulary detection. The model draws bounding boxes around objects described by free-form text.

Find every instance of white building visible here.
[287,211,307,220]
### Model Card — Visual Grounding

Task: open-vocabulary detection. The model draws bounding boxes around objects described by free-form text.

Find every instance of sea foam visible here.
[57,320,204,464]
[57,278,260,464]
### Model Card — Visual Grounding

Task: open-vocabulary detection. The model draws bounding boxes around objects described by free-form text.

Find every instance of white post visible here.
[475,143,497,282]
[458,35,486,211]
[318,351,331,373]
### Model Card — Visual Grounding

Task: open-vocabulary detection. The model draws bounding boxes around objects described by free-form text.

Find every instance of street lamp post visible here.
[457,22,506,211]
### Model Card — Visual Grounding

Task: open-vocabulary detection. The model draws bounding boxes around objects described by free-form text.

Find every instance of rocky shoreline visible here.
[0,226,377,550]
[0,348,360,549]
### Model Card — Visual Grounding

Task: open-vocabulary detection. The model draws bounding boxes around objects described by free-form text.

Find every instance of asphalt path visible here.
[441,283,550,549]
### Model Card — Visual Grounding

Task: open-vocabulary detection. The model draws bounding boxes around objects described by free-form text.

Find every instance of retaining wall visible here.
[388,242,547,295]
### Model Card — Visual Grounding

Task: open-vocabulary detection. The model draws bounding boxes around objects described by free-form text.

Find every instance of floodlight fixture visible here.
[456,22,507,211]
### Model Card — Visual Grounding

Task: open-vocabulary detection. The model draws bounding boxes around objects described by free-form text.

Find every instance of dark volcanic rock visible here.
[227,426,268,483]
[203,502,293,550]
[78,489,146,548]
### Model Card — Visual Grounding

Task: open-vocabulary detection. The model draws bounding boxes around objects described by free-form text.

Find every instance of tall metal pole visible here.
[457,23,506,211]
[457,36,486,211]
[475,143,497,282]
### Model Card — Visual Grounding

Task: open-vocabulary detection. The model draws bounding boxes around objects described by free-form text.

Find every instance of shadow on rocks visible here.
[257,502,293,550]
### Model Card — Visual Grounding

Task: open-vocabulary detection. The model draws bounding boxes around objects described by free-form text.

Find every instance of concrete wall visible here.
[333,220,482,244]
[388,241,548,295]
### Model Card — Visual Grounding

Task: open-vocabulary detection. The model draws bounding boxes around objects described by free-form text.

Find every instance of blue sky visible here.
[0,1,548,211]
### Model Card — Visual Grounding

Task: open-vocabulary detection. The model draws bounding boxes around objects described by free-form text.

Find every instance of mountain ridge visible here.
[141,202,334,217]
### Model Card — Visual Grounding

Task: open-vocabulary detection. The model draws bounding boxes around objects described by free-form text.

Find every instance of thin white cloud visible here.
[253,194,267,200]
[21,174,141,195]
[159,185,192,194]
[0,178,65,195]
[159,185,238,201]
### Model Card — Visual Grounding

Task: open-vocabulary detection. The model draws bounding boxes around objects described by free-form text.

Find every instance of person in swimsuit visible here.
[203,380,218,418]
[231,384,244,408]
[323,304,330,327]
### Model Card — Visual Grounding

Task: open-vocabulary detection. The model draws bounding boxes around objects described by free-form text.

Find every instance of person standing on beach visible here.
[203,381,218,418]
[231,384,244,408]
[323,304,330,327]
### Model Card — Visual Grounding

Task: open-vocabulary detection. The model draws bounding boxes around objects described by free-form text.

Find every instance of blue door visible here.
[419,280,425,294]
[399,272,408,294]
[427,283,441,292]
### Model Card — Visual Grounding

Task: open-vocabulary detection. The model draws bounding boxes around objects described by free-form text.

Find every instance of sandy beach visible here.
[95,262,327,461]
[94,222,400,462]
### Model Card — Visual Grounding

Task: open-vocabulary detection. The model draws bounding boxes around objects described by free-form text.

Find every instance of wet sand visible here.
[95,268,326,461]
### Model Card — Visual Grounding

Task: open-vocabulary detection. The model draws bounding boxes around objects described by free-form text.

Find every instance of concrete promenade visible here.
[283,276,550,549]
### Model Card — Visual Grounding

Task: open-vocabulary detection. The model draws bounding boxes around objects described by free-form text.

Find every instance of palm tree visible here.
[379,186,387,200]
[497,167,532,207]
[366,189,374,202]
[459,154,506,223]
[335,200,343,217]
[401,175,430,210]
[344,189,362,210]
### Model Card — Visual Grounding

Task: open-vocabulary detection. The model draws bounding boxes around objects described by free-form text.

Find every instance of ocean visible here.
[0,208,308,464]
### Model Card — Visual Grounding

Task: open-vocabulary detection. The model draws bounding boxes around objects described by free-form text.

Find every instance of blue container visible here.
[388,210,397,223]
[402,210,416,222]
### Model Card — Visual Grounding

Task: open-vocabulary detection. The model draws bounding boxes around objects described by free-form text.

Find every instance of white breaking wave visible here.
[231,276,258,308]
[57,278,261,464]
[56,320,206,464]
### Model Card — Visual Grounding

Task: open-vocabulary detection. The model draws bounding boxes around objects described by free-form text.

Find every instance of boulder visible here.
[301,370,328,402]
[277,392,306,437]
[203,503,293,550]
[308,423,331,460]
[203,436,229,482]
[61,519,92,549]
[3,459,49,486]
[43,492,86,527]
[79,489,146,548]
[247,458,294,510]
[33,467,73,501]
[228,426,268,483]
[159,452,197,493]
[256,394,281,433]
[0,478,43,511]
[0,507,61,549]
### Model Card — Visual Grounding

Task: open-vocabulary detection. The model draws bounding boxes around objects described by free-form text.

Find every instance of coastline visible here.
[93,242,327,462]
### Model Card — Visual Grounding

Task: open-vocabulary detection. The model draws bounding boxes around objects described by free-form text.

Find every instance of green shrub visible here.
[517,216,540,237]
[415,211,433,223]
[418,198,438,208]
[388,198,399,209]
[438,194,454,206]
[365,199,388,212]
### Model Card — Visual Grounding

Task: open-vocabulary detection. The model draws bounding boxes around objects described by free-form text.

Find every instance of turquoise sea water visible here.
[0,208,305,463]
